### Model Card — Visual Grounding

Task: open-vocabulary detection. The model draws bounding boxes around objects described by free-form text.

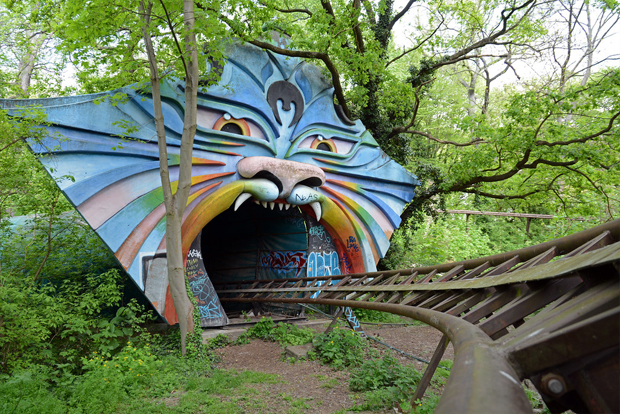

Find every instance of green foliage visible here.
[311,327,371,369]
[245,316,276,339]
[206,334,231,350]
[350,354,421,392]
[383,214,496,268]
[352,306,404,324]
[244,317,316,347]
[349,355,447,413]
[0,268,147,373]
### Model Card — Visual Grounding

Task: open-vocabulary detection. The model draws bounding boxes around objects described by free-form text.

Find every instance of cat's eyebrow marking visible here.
[267,81,304,127]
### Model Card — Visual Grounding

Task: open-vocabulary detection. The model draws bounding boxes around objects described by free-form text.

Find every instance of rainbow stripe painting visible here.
[1,41,419,326]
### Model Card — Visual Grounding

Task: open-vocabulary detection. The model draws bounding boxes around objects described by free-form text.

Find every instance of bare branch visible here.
[564,165,614,219]
[462,173,565,200]
[0,136,23,153]
[385,18,444,67]
[204,7,351,117]
[536,110,620,147]
[261,1,312,16]
[159,0,189,77]
[388,0,417,31]
[401,129,485,147]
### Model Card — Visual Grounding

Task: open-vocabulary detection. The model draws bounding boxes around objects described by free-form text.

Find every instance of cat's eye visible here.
[298,134,356,155]
[213,115,250,136]
[196,107,267,140]
[311,136,336,152]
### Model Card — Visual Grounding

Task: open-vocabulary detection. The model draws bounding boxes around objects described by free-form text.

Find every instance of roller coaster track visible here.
[216,220,620,414]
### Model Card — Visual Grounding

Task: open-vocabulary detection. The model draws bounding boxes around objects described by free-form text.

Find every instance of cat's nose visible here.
[237,156,326,198]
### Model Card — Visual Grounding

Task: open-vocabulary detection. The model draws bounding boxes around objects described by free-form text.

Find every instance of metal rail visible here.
[216,220,620,414]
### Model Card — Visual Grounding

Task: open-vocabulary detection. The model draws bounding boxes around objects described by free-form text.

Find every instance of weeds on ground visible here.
[311,326,373,369]
[349,354,421,412]
[353,307,406,324]
[241,317,315,347]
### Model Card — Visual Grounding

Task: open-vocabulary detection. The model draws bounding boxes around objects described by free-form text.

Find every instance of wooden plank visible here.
[479,276,583,339]
[411,335,450,405]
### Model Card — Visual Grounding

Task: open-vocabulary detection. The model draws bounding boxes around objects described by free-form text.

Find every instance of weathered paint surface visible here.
[0,41,418,324]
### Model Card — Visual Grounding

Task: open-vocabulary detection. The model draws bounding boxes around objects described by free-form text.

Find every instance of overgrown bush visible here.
[0,268,153,374]
[352,306,404,324]
[244,317,315,347]
[348,354,446,413]
[350,354,421,392]
[311,326,371,369]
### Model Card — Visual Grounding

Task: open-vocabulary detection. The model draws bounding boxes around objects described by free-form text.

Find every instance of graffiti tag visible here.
[340,253,353,274]
[187,248,203,259]
[346,236,360,252]
[260,251,308,277]
[309,225,332,243]
[307,251,341,278]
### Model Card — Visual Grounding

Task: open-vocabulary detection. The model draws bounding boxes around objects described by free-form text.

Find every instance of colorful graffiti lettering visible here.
[343,307,366,337]
[187,248,202,259]
[346,236,360,252]
[340,253,353,274]
[309,225,332,243]
[307,251,341,278]
[260,251,308,277]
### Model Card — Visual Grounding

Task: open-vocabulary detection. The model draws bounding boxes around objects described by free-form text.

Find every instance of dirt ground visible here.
[214,324,454,413]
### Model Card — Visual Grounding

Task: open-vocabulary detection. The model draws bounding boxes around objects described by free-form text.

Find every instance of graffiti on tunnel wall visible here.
[259,251,308,277]
[307,251,341,277]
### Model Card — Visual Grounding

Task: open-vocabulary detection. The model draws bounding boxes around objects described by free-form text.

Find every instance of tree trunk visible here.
[139,0,198,355]
[16,32,47,98]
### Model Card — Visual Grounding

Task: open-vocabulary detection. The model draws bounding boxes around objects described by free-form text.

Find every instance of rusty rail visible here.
[217,220,620,413]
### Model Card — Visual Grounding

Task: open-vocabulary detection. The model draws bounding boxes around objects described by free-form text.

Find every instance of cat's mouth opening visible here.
[199,184,333,318]
[182,176,367,326]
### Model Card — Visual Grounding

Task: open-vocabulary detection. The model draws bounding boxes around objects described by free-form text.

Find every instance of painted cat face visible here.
[5,43,418,325]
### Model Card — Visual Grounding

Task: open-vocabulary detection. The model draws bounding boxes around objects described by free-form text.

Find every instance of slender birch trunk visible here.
[139,0,198,354]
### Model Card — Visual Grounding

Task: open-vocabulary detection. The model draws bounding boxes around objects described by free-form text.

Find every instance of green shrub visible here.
[246,316,276,339]
[0,368,68,414]
[245,317,315,347]
[272,322,315,346]
[349,354,421,392]
[311,327,370,369]
[349,355,443,413]
[352,307,403,324]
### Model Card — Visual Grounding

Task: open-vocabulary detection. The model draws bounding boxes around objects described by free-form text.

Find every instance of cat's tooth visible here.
[254,200,260,205]
[234,193,252,211]
[278,203,284,211]
[285,204,291,210]
[269,202,275,210]
[261,201,267,208]
[310,201,322,222]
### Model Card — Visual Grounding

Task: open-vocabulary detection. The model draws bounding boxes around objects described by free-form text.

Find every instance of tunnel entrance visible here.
[201,200,309,317]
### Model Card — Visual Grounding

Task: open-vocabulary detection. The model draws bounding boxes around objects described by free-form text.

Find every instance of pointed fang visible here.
[278,203,284,211]
[261,201,268,208]
[234,193,252,211]
[310,201,322,222]
[285,204,291,210]
[269,202,275,210]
